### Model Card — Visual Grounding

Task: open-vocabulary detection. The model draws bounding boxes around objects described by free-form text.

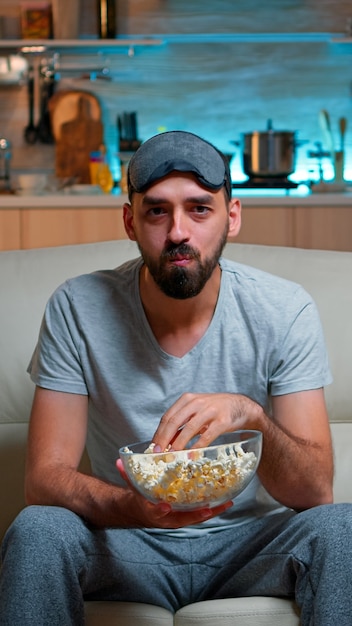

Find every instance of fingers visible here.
[152,393,205,450]
[151,499,233,529]
[116,458,128,481]
[116,459,233,529]
[153,393,229,451]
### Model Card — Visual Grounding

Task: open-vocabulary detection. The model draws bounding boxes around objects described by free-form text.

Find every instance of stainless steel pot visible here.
[240,121,297,178]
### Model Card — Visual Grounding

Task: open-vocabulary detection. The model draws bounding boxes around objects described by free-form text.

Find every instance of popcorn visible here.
[123,442,257,508]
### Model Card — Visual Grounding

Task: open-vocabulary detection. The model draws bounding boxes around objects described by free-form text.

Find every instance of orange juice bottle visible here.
[89,151,103,185]
[97,162,114,193]
[96,145,114,193]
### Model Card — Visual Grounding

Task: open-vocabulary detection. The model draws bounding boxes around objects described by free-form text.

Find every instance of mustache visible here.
[161,243,200,261]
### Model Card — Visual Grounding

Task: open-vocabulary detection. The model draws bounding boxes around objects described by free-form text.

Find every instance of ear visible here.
[228,198,242,238]
[123,203,137,241]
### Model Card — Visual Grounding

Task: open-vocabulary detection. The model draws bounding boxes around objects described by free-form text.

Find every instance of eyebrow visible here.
[142,193,215,206]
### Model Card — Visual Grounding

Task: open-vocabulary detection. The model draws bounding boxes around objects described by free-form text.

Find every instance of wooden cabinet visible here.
[294,206,352,251]
[20,207,127,249]
[229,204,352,251]
[228,206,295,247]
[1,199,352,252]
[0,210,21,250]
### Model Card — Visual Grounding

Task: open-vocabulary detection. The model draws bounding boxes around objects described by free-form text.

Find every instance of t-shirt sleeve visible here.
[268,285,332,396]
[27,281,88,395]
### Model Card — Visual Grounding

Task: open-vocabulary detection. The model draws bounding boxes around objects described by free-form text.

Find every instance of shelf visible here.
[0,33,347,55]
[0,37,164,55]
[330,37,352,44]
[127,32,346,44]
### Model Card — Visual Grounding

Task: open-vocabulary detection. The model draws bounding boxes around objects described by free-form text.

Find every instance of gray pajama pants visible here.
[1,502,352,625]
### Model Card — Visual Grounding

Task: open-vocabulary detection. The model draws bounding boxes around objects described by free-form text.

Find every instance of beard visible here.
[137,223,229,299]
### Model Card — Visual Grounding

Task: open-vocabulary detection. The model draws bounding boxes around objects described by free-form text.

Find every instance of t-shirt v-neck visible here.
[132,259,226,365]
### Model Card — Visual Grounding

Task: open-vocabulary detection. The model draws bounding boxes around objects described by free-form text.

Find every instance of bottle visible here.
[96,146,114,194]
[97,0,116,39]
[89,151,103,185]
[97,162,114,193]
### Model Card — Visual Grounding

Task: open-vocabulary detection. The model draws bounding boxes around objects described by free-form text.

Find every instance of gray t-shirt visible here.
[28,256,332,536]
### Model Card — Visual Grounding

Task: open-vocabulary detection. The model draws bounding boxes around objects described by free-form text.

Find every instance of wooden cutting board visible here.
[53,95,103,182]
[49,89,102,141]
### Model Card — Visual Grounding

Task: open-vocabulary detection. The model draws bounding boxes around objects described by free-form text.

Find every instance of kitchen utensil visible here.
[0,137,11,191]
[334,117,347,184]
[23,63,38,145]
[97,0,116,38]
[49,90,101,141]
[118,111,141,151]
[54,96,103,182]
[235,120,298,179]
[119,430,262,511]
[16,173,47,195]
[37,61,56,144]
[339,117,347,152]
[319,110,335,156]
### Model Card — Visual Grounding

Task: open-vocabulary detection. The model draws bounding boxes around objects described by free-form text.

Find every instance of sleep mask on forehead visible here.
[127,130,232,199]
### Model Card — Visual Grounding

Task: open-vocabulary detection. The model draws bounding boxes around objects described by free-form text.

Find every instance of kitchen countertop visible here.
[1,188,352,208]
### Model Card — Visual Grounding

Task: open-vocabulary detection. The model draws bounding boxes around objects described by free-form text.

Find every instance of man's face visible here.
[138,221,229,299]
[123,172,241,299]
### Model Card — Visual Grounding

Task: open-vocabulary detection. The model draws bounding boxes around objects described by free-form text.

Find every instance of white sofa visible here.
[1,239,352,626]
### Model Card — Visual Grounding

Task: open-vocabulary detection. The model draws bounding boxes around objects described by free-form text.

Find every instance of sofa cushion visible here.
[0,423,27,540]
[84,597,300,626]
[330,422,352,503]
[85,601,174,625]
[174,597,300,625]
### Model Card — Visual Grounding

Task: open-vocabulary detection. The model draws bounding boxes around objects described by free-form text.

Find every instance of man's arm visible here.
[152,388,334,511]
[25,386,231,528]
[261,388,333,510]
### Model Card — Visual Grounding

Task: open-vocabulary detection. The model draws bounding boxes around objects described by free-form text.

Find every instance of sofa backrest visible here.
[0,240,139,427]
[1,240,351,426]
[0,241,351,540]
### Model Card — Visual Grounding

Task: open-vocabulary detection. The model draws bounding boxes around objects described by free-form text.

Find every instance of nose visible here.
[167,209,190,244]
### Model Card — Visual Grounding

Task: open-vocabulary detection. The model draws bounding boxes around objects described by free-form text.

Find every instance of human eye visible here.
[192,205,210,216]
[187,194,214,217]
[148,206,167,217]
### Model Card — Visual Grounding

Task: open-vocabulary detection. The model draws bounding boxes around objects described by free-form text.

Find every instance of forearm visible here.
[248,403,334,510]
[25,462,233,530]
[153,390,334,512]
[25,388,135,528]
[25,464,136,528]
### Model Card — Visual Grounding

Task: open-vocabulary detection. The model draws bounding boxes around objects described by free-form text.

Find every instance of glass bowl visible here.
[118,430,262,511]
